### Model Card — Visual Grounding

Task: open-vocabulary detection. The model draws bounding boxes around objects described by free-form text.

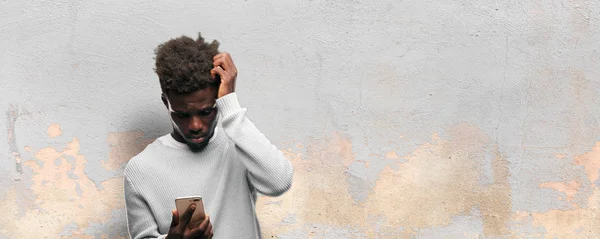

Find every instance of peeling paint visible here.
[0,130,151,238]
[555,153,568,159]
[520,143,600,238]
[385,151,400,159]
[47,123,62,138]
[257,124,512,238]
[276,224,369,239]
[414,208,484,238]
[539,181,581,204]
[59,223,79,237]
[573,142,600,184]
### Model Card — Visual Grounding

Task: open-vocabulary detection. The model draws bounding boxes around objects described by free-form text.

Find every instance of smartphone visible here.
[175,196,206,229]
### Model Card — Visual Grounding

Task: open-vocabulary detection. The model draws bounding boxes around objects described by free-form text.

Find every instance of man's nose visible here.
[188,116,203,132]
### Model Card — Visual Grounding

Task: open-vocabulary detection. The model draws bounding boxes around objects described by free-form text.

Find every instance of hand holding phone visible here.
[167,196,213,239]
[175,196,206,230]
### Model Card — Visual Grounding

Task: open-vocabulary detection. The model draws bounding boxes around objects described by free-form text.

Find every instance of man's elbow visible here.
[262,182,292,197]
[261,167,293,197]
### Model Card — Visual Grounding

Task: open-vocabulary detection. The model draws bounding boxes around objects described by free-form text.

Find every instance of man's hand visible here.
[166,204,213,239]
[211,52,237,98]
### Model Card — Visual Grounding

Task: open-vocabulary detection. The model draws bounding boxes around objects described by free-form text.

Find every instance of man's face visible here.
[163,87,218,150]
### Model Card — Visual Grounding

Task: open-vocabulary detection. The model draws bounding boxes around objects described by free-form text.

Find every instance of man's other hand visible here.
[211,52,237,98]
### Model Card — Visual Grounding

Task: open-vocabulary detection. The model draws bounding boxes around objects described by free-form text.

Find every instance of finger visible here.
[187,215,209,238]
[187,229,205,238]
[223,57,237,74]
[170,209,179,227]
[219,53,236,70]
[198,215,210,230]
[222,53,234,66]
[210,227,214,239]
[210,66,226,80]
[213,58,226,69]
[181,204,196,225]
[213,52,227,61]
[204,220,213,238]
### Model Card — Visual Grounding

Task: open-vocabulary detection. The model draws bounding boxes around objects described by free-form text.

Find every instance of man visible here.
[124,33,294,239]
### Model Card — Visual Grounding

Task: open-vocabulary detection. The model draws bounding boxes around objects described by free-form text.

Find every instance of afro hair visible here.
[154,33,220,94]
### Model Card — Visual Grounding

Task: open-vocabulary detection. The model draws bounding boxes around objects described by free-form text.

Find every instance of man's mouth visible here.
[187,136,206,144]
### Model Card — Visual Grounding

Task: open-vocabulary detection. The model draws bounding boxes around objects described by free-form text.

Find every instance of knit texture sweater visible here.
[124,93,293,239]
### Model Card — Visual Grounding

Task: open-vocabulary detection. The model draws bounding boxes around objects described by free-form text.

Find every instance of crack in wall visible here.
[7,105,22,178]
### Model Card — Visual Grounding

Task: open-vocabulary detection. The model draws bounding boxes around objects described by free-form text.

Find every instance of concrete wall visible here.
[2,0,600,238]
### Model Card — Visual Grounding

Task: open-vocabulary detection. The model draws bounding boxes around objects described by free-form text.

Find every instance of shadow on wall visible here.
[122,94,172,142]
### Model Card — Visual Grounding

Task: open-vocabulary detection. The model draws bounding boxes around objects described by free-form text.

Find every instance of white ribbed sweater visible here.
[123,93,293,239]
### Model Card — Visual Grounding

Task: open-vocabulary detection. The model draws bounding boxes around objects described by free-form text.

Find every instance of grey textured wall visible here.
[2,0,600,238]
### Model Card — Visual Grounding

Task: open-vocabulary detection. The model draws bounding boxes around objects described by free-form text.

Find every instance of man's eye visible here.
[199,109,214,116]
[174,112,190,118]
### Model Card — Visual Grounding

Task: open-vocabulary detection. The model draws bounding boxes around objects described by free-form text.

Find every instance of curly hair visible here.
[155,33,220,94]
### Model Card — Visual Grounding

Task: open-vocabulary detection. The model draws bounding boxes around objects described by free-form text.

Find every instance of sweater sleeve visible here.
[124,173,168,239]
[216,93,293,196]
